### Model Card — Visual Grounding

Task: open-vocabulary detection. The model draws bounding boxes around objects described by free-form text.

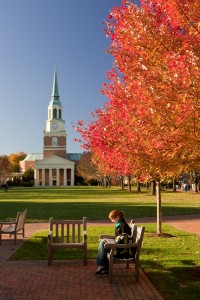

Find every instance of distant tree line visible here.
[0,152,34,187]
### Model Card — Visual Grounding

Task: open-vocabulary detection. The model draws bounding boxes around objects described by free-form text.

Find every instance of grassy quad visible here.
[1,186,200,299]
[0,186,200,221]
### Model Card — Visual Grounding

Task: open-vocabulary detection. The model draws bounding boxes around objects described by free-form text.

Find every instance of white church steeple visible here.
[43,66,67,159]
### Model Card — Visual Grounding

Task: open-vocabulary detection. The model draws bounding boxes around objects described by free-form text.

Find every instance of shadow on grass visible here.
[10,226,113,261]
[1,201,200,222]
[143,263,200,300]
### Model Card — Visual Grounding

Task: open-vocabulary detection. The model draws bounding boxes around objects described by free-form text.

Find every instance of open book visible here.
[101,238,115,244]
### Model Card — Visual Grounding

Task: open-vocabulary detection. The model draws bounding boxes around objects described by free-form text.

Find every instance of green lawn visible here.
[0,186,200,221]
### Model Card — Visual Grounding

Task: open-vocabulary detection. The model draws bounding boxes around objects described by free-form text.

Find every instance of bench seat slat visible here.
[51,243,85,248]
[1,226,15,234]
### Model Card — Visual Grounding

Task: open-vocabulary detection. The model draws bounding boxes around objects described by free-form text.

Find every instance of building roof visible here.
[22,153,82,162]
[67,153,82,161]
[23,153,43,161]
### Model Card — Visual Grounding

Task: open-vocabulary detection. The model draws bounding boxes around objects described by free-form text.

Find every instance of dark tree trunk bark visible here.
[172,177,176,192]
[150,180,156,195]
[137,181,141,192]
[156,180,162,234]
[121,176,124,190]
[128,176,131,191]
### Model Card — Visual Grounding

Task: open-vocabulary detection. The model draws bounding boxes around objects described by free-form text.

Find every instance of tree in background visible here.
[22,167,34,183]
[75,0,200,233]
[77,151,104,185]
[0,155,10,183]
[9,152,26,172]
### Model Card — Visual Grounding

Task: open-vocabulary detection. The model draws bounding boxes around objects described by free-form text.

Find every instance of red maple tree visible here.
[75,0,200,233]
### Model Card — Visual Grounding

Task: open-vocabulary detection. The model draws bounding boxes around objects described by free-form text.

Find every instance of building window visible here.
[52,137,58,146]
[59,109,62,119]
[53,108,57,119]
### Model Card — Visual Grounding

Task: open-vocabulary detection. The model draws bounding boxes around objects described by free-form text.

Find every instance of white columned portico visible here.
[35,156,75,187]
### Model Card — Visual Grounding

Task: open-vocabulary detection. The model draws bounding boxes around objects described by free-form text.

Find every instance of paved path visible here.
[0,214,199,300]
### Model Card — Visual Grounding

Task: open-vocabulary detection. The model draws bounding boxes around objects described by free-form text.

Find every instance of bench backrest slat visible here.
[67,224,70,243]
[61,224,64,243]
[16,209,27,232]
[78,224,81,243]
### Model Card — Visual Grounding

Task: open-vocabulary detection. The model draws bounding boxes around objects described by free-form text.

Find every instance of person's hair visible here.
[109,210,125,219]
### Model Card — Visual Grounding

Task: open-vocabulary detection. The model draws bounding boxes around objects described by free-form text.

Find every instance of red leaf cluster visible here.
[75,0,200,180]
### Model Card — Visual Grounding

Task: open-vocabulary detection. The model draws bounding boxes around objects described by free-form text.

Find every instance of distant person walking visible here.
[1,183,8,192]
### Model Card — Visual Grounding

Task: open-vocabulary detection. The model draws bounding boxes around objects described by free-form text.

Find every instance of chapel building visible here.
[20,67,81,187]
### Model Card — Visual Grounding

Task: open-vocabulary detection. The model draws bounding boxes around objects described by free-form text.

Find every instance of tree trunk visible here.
[172,177,176,192]
[121,176,124,190]
[194,172,198,192]
[128,176,131,191]
[105,176,111,188]
[150,180,156,195]
[137,181,141,192]
[156,180,162,234]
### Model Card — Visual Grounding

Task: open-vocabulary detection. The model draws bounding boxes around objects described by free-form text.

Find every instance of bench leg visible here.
[135,261,139,282]
[14,232,17,244]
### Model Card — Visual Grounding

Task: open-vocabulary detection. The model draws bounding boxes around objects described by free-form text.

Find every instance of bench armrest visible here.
[0,221,17,226]
[104,242,138,249]
[99,234,115,239]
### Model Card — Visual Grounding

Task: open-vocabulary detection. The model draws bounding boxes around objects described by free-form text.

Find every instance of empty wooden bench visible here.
[48,217,87,266]
[101,220,145,283]
[0,209,28,245]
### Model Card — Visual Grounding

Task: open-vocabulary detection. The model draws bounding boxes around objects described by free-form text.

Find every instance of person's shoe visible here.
[95,269,103,275]
[95,266,108,275]
[100,269,109,274]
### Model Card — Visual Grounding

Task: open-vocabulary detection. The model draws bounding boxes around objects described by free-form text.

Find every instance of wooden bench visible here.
[48,217,87,266]
[101,220,145,283]
[0,209,28,245]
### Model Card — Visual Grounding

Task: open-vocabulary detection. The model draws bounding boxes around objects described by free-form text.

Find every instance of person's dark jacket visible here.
[114,218,132,258]
[115,218,131,236]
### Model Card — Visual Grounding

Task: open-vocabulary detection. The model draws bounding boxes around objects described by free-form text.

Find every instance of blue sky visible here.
[0,0,123,155]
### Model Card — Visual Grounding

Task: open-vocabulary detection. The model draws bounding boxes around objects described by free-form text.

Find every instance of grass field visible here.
[0,186,200,221]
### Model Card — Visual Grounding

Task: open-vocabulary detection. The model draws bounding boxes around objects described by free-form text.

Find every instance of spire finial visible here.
[51,65,59,99]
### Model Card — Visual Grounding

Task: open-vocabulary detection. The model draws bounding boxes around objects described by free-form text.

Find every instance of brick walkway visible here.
[1,215,199,300]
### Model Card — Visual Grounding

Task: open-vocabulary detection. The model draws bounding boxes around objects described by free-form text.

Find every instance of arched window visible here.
[53,108,57,119]
[52,137,58,146]
[59,109,62,119]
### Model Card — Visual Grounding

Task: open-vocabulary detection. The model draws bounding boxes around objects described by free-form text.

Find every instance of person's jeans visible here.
[96,240,109,266]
